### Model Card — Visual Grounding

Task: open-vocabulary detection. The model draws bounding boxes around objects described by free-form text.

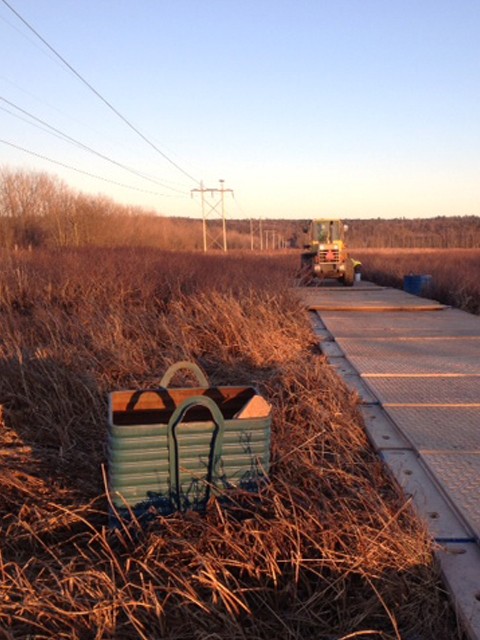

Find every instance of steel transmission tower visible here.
[191,180,234,252]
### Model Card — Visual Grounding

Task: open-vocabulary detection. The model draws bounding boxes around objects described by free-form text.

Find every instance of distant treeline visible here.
[0,168,205,250]
[344,216,480,248]
[1,168,479,249]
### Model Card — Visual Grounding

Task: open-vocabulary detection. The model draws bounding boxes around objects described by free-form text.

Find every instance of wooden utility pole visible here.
[264,228,277,250]
[191,180,233,252]
[249,218,264,250]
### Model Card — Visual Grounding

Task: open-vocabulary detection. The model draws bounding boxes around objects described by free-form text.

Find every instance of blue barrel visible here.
[403,274,432,296]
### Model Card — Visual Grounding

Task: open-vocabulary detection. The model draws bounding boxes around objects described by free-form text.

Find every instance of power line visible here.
[0,74,187,189]
[0,139,183,198]
[0,9,65,70]
[0,96,188,194]
[232,196,250,219]
[0,99,186,193]
[0,0,201,185]
[0,103,72,145]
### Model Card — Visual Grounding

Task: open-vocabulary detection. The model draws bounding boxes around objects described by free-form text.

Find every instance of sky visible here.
[0,0,479,220]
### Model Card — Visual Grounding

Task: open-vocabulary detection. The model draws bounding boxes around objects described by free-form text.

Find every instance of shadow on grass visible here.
[0,353,106,502]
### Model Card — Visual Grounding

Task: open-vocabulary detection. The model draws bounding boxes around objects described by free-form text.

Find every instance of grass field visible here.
[354,248,480,315]
[0,248,464,639]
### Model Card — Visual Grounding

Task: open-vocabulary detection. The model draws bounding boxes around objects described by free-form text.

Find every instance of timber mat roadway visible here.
[297,281,480,640]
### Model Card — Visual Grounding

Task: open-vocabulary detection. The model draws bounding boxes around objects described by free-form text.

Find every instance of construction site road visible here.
[297,280,480,640]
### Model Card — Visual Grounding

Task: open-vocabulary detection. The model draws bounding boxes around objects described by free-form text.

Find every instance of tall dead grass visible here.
[355,248,480,315]
[0,248,462,639]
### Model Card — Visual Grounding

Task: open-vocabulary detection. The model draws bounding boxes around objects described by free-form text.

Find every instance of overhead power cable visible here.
[0,96,188,194]
[0,76,192,190]
[1,0,200,185]
[233,196,250,219]
[0,139,183,198]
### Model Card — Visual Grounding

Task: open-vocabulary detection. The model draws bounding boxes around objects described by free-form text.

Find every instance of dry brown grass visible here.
[0,248,463,639]
[355,248,480,315]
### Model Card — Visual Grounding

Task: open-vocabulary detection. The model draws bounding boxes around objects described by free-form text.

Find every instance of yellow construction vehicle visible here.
[300,218,355,286]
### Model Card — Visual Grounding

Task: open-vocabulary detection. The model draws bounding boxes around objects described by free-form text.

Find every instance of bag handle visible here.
[167,395,225,511]
[160,361,209,389]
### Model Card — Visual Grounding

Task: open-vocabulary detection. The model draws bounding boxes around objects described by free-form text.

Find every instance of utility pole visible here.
[191,179,234,252]
[264,228,277,250]
[219,180,228,252]
[249,218,264,251]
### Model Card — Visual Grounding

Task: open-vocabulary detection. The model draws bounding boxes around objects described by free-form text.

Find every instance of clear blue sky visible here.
[1,0,479,220]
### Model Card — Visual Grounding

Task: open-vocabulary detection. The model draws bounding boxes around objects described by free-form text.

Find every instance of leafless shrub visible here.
[0,248,463,639]
[356,248,480,315]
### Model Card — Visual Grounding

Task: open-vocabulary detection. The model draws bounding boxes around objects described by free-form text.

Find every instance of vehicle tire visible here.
[300,252,314,269]
[343,259,355,286]
[298,253,314,286]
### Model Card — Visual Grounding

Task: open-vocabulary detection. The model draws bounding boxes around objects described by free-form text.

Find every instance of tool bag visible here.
[108,361,271,523]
